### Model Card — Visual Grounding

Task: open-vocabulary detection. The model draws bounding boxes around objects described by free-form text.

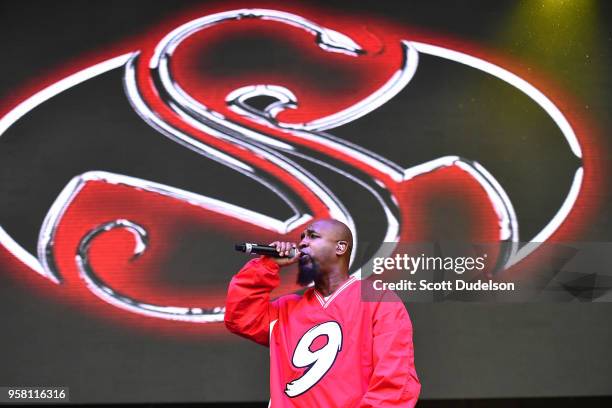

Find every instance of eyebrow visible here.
[300,228,318,238]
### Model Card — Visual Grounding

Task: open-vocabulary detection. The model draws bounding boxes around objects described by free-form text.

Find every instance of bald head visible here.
[297,219,353,287]
[316,219,352,253]
[305,219,353,261]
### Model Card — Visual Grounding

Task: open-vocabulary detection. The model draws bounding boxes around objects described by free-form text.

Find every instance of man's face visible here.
[296,221,339,286]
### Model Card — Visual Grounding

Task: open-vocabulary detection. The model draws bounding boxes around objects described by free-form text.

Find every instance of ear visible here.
[336,241,348,256]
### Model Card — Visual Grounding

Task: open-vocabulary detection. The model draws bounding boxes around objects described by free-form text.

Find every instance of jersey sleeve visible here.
[359,293,421,407]
[224,256,281,346]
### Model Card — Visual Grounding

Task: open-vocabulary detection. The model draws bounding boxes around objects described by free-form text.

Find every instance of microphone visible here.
[235,243,297,258]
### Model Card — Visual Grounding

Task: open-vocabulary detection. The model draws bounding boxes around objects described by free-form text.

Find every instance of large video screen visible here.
[1,0,611,403]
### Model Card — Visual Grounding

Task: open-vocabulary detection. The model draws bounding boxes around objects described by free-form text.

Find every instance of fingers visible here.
[269,241,297,257]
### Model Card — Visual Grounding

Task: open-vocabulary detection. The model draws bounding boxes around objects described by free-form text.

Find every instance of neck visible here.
[314,265,350,297]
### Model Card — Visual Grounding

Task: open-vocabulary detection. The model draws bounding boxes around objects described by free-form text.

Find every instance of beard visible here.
[297,255,320,287]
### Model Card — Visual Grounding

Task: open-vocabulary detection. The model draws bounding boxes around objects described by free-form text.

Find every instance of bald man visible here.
[225,219,420,407]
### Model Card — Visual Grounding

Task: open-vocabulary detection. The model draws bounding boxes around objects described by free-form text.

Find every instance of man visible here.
[225,219,420,407]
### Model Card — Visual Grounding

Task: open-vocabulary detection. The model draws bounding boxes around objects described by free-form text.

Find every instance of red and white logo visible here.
[0,6,598,334]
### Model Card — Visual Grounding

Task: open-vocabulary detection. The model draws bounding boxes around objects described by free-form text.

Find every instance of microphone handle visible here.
[235,243,297,258]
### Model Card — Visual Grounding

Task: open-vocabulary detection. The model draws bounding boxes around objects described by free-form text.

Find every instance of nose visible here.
[298,237,308,250]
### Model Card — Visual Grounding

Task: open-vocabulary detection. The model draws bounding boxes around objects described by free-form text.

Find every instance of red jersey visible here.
[225,257,421,407]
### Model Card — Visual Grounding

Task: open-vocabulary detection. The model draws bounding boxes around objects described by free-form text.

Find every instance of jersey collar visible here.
[313,276,358,309]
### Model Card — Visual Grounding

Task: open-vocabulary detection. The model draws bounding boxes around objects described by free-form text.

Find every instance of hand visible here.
[267,241,300,267]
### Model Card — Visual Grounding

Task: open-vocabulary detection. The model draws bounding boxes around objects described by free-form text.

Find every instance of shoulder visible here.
[354,277,403,303]
[364,286,410,318]
[272,292,303,309]
[340,278,404,312]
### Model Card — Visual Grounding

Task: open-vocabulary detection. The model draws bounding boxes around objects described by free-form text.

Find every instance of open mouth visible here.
[299,253,312,263]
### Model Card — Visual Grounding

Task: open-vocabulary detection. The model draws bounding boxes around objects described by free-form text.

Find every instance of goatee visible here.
[297,255,319,286]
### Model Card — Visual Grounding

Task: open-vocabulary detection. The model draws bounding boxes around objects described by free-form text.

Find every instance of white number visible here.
[285,321,342,397]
